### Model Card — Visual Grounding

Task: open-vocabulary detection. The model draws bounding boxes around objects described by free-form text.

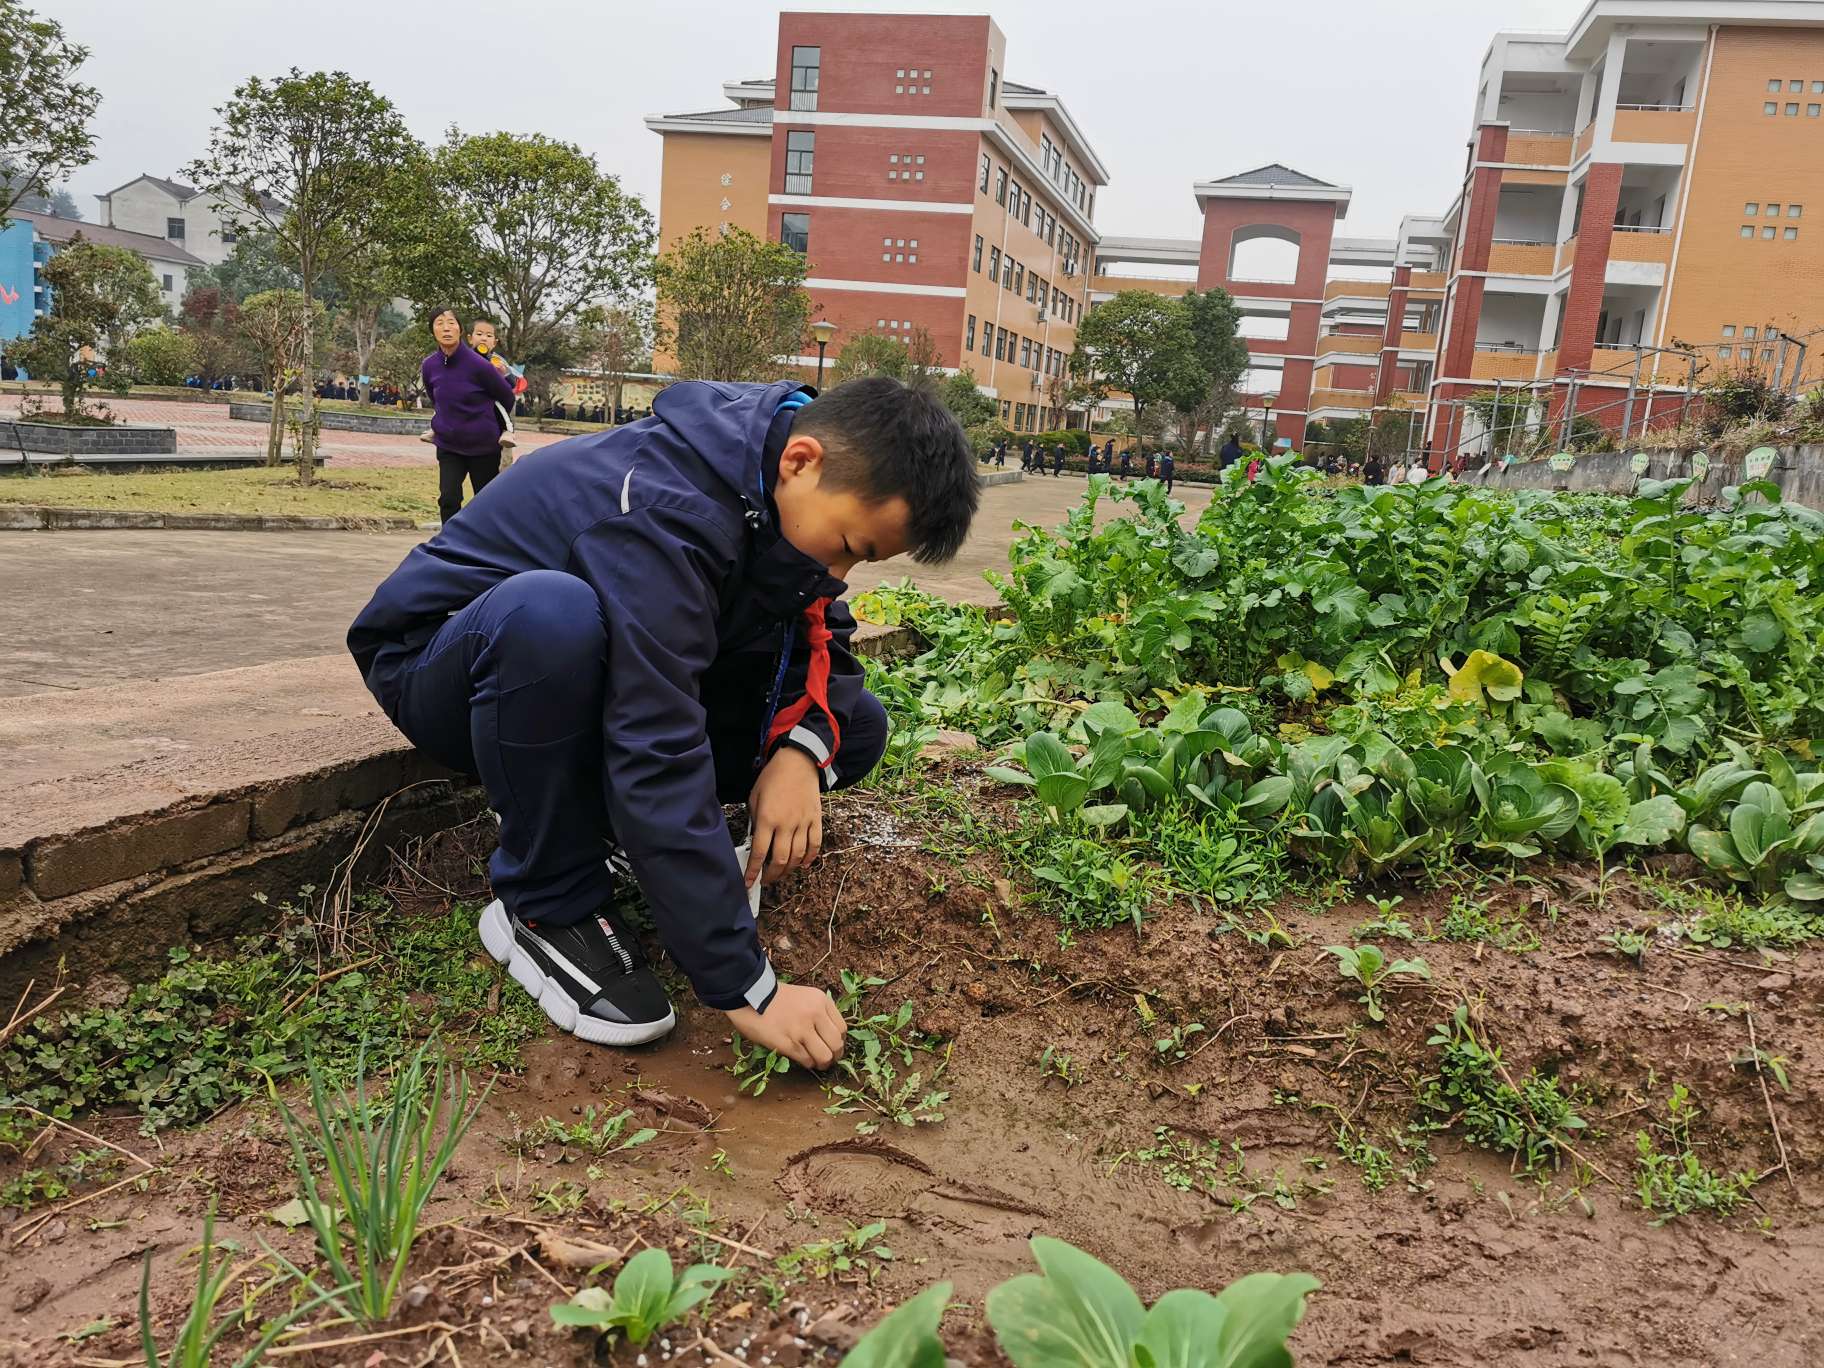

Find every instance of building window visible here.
[979,154,991,193]
[220,226,236,244]
[995,328,1005,360]
[1020,338,1032,367]
[1763,225,1777,238]
[1719,344,1733,358]
[989,67,998,109]
[1810,104,1822,117]
[790,47,820,111]
[1742,225,1756,237]
[1768,78,1784,91]
[1768,202,1782,215]
[780,212,809,254]
[1745,202,1759,215]
[972,236,983,272]
[989,246,1001,281]
[1763,347,1775,360]
[1791,79,1805,91]
[1814,80,1824,93]
[1787,103,1800,116]
[1791,204,1804,217]
[994,167,1007,205]
[161,273,173,291]
[1008,261,1020,293]
[982,325,992,358]
[966,315,976,349]
[785,130,814,195]
[1786,226,1799,239]
[1765,102,1779,115]
[165,217,185,240]
[1722,324,1735,337]
[1745,325,1758,339]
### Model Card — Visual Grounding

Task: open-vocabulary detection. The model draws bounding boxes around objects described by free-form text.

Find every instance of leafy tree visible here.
[178,285,251,386]
[185,69,421,483]
[0,0,100,223]
[3,181,80,218]
[1182,288,1250,452]
[938,368,997,428]
[2,239,160,417]
[398,130,656,363]
[369,321,433,404]
[326,232,408,406]
[237,288,324,465]
[830,332,911,385]
[121,327,199,386]
[189,229,303,304]
[656,226,810,382]
[1072,291,1208,453]
[1464,388,1536,457]
[574,299,655,422]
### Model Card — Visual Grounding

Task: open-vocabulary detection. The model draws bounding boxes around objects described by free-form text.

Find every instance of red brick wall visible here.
[1439,125,1509,381]
[770,204,971,289]
[775,12,992,119]
[770,126,978,205]
[802,290,969,370]
[1376,264,1411,400]
[1330,363,1377,388]
[1554,163,1622,377]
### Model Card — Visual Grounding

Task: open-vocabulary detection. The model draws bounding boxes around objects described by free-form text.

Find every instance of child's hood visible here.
[648,378,814,516]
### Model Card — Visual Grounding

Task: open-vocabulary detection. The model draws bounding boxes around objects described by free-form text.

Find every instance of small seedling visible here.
[1037,1045,1080,1087]
[1634,1084,1757,1223]
[1730,1047,1792,1093]
[1153,1022,1206,1063]
[776,1220,894,1281]
[527,1106,656,1158]
[825,1036,949,1133]
[1599,928,1650,964]
[729,1033,791,1095]
[1324,944,1431,1022]
[550,1247,734,1346]
[533,1179,586,1215]
[706,1148,735,1179]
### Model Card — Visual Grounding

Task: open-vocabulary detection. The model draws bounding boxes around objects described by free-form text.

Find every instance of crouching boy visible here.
[348,377,979,1069]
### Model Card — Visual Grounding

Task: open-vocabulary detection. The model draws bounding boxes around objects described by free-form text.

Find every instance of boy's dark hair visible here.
[794,376,979,564]
[428,306,464,329]
[470,315,497,331]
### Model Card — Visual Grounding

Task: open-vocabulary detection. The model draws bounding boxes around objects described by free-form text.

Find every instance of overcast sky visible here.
[55,0,1585,243]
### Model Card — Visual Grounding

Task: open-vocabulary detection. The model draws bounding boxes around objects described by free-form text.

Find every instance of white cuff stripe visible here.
[744,960,778,1011]
[788,724,830,764]
[823,765,839,790]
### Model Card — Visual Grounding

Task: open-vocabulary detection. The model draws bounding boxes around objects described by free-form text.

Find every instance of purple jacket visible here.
[421,342,515,456]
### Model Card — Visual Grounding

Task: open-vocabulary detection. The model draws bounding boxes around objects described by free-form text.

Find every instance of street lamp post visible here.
[1261,393,1277,449]
[811,319,839,388]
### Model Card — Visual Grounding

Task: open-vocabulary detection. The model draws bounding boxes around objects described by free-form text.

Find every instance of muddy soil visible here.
[4,781,1820,1367]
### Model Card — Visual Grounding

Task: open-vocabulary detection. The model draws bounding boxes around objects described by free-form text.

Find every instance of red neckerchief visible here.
[765,597,840,769]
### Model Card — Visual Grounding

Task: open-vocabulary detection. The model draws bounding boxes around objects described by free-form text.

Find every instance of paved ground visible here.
[0,475,1211,788]
[0,395,569,468]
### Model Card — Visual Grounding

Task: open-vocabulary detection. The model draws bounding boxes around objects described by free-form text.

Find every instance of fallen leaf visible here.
[267,1198,311,1228]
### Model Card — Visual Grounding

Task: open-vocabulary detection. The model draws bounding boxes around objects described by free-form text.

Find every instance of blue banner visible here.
[0,219,35,343]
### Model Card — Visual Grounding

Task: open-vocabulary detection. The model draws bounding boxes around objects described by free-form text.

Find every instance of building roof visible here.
[644,105,775,137]
[97,173,200,203]
[10,209,208,266]
[1207,163,1340,189]
[1001,79,1046,94]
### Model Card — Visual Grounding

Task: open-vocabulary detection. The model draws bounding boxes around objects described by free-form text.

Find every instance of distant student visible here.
[1051,442,1066,477]
[1021,439,1035,471]
[1119,448,1132,479]
[1363,454,1384,486]
[1159,449,1175,493]
[1145,449,1156,479]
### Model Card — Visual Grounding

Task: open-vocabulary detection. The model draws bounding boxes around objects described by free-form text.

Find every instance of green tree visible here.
[656,226,810,382]
[574,299,655,422]
[178,285,252,386]
[1464,388,1535,457]
[830,332,911,385]
[185,69,421,483]
[122,326,199,386]
[395,130,654,362]
[1071,291,1208,453]
[1182,287,1250,452]
[0,0,100,222]
[938,368,997,429]
[2,239,160,417]
[189,229,303,304]
[237,288,324,465]
[369,321,433,404]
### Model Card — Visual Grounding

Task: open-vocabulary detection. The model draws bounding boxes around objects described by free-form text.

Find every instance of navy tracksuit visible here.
[348,381,887,1013]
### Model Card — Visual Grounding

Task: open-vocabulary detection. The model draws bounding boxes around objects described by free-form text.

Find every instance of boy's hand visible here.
[745,747,822,888]
[727,984,845,1070]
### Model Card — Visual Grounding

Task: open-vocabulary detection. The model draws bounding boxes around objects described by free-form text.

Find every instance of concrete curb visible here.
[0,505,421,532]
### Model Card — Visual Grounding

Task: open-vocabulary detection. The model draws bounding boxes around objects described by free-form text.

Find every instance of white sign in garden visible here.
[1549,451,1576,472]
[1744,446,1777,479]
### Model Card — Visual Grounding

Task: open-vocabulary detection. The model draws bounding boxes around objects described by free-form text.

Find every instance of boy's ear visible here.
[778,434,826,482]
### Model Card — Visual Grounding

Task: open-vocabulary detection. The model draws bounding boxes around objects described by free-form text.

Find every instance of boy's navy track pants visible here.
[385,569,888,928]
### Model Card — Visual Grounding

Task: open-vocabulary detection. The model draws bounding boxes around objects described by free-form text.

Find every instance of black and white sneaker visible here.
[479,900,676,1046]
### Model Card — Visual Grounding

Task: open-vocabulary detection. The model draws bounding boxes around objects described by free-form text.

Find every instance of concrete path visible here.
[0,475,1210,791]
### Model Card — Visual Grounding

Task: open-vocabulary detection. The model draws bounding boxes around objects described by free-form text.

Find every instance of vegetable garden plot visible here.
[3,461,1822,1366]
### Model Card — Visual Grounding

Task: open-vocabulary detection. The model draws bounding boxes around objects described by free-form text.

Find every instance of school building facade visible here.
[645,10,1108,433]
[647,0,1824,456]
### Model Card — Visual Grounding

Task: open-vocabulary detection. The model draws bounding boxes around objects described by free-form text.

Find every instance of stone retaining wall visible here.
[0,505,420,532]
[1,420,177,456]
[1461,444,1824,508]
[228,402,431,435]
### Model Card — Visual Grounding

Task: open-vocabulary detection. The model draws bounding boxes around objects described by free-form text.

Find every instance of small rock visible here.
[1759,973,1793,992]
[962,980,989,1005]
[919,728,979,759]
[11,1278,50,1313]
[508,1318,532,1349]
[405,1283,432,1309]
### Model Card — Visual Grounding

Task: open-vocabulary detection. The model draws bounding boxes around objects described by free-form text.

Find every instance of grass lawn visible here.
[0,465,441,520]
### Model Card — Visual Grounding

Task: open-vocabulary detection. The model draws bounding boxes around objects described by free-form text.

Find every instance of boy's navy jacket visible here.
[348,379,857,1013]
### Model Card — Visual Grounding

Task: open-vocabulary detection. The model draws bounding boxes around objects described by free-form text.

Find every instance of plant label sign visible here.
[1744,446,1777,479]
[1690,450,1710,480]
[1629,451,1651,474]
[1549,452,1576,473]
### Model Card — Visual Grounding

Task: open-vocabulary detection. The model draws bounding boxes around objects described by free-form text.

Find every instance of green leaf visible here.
[984,765,1036,788]
[1210,1271,1321,1368]
[840,1284,953,1368]
[985,1237,1145,1368]
[1687,824,1745,877]
[1442,650,1524,706]
[1238,775,1295,819]
[1616,794,1687,847]
[1036,771,1091,816]
[1079,701,1143,738]
[1080,803,1131,828]
[1133,1288,1231,1368]
[1740,609,1783,654]
[1023,732,1077,780]
[611,1248,677,1344]
[1784,871,1824,902]
[550,1285,615,1327]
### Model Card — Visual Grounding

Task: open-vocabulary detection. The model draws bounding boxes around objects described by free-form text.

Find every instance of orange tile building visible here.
[645,11,1107,433]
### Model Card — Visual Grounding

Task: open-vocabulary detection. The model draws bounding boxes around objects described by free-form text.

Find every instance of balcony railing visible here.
[1471,349,1547,382]
[1616,102,1695,112]
[1504,132,1573,167]
[1612,106,1697,145]
[1487,241,1557,276]
[1608,230,1674,265]
[1316,333,1381,356]
[1611,223,1673,233]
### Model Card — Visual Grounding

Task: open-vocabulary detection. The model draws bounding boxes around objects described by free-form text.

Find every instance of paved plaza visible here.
[0,470,1210,789]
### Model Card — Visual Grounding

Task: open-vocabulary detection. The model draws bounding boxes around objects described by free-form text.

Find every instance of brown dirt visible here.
[3,782,1820,1367]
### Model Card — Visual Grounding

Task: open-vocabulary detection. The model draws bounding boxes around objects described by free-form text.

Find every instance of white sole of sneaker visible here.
[478,900,676,1047]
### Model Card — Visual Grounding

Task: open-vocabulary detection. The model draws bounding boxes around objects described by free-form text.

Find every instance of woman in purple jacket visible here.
[422,307,516,524]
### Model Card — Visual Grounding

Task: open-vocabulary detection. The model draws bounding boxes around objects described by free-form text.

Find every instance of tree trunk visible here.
[266,383,287,466]
[610,375,625,426]
[296,309,317,487]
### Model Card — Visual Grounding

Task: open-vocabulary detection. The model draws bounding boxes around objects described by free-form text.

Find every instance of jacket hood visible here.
[652,378,814,515]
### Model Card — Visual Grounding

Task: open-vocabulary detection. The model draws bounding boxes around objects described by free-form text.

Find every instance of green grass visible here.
[0,465,440,520]
[0,899,542,1133]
